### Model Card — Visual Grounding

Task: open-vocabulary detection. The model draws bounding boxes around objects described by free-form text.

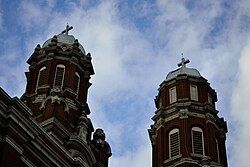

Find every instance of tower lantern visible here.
[22,26,94,141]
[20,26,111,167]
[148,58,228,167]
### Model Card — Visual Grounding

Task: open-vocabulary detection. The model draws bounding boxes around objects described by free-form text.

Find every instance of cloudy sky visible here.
[0,0,250,166]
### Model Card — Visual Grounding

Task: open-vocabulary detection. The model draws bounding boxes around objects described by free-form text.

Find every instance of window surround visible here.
[169,128,180,158]
[190,85,198,101]
[216,139,220,163]
[36,66,46,91]
[169,86,177,104]
[74,72,80,95]
[53,64,65,89]
[208,93,213,104]
[191,127,204,156]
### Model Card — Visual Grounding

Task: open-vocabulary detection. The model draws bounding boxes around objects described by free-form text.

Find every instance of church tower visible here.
[148,58,228,167]
[21,25,111,167]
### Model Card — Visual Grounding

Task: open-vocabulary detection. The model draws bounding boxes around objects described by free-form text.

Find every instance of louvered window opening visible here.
[73,73,80,93]
[170,132,180,157]
[192,131,203,154]
[38,68,46,87]
[54,67,65,88]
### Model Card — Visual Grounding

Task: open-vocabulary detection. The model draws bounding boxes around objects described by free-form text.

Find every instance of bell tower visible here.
[21,25,111,167]
[148,58,228,167]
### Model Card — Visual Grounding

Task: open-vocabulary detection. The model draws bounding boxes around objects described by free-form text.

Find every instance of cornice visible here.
[67,135,97,163]
[39,117,70,137]
[158,75,208,90]
[28,47,94,75]
[151,106,225,132]
[164,157,199,167]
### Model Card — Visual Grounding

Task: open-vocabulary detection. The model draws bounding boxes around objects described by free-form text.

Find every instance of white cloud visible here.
[0,9,2,30]
[0,36,27,97]
[231,37,250,167]
[19,0,54,30]
[145,1,250,166]
[2,0,250,166]
[46,0,56,8]
[18,1,154,165]
[110,145,151,167]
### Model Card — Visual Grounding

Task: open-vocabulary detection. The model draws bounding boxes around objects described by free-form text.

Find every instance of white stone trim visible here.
[21,156,37,167]
[190,84,198,101]
[40,117,70,137]
[154,118,164,130]
[33,94,47,103]
[75,72,80,95]
[66,98,77,110]
[35,56,86,74]
[7,107,35,139]
[208,93,213,104]
[12,97,33,116]
[68,136,97,164]
[74,157,90,167]
[169,128,180,158]
[179,109,189,119]
[36,66,46,92]
[5,136,24,154]
[48,131,64,145]
[164,157,198,167]
[31,140,64,166]
[169,86,177,104]
[53,64,65,89]
[210,161,224,167]
[164,154,182,164]
[216,139,220,163]
[0,92,95,166]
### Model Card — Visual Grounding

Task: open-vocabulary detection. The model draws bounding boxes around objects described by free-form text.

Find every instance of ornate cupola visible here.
[21,26,111,166]
[148,58,228,167]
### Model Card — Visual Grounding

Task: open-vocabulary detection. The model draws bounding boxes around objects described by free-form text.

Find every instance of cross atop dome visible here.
[61,24,73,35]
[177,57,190,68]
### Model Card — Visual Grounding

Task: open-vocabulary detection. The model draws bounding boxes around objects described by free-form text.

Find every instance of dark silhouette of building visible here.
[0,26,111,167]
[148,58,228,167]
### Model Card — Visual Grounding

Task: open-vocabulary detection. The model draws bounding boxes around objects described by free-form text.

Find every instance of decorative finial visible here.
[177,56,190,68]
[93,129,106,148]
[61,24,73,35]
[35,44,41,51]
[73,39,79,47]
[49,35,58,46]
[51,35,58,43]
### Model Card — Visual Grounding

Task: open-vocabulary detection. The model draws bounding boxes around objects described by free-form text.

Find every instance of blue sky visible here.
[0,0,250,166]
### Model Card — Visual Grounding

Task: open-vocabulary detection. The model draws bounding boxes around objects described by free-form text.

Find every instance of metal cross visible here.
[177,57,190,68]
[61,24,73,35]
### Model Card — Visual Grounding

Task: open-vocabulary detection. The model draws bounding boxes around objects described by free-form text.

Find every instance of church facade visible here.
[0,26,111,167]
[148,58,228,167]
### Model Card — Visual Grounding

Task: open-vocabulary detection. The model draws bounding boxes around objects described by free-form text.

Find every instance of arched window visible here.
[73,72,80,94]
[53,64,65,89]
[36,66,46,90]
[192,127,204,155]
[169,128,180,158]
